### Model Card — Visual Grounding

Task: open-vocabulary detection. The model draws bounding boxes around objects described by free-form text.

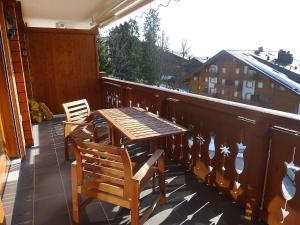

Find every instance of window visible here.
[198,85,201,90]
[248,69,256,76]
[280,86,286,91]
[193,76,198,81]
[221,89,225,95]
[208,77,218,94]
[234,91,238,97]
[246,81,254,88]
[244,66,248,74]
[245,94,251,101]
[234,80,239,88]
[222,67,226,73]
[258,82,263,88]
[235,68,240,74]
[205,77,208,82]
[222,79,226,86]
[209,65,218,75]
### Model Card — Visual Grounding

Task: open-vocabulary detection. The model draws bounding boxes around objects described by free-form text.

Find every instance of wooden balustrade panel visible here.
[165,98,266,219]
[103,81,123,108]
[262,128,300,225]
[126,88,160,114]
[100,77,300,223]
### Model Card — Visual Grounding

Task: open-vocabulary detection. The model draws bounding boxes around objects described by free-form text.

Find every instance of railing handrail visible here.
[101,77,300,131]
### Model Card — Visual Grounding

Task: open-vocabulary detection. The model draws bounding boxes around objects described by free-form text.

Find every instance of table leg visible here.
[149,139,157,154]
[109,125,116,146]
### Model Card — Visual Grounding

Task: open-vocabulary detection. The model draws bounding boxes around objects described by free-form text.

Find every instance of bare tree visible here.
[180,39,191,59]
[159,30,170,51]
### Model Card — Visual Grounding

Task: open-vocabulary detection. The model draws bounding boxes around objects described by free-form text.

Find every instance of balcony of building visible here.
[0,1,299,225]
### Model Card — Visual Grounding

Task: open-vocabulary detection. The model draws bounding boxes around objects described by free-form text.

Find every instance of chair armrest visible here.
[63,121,90,126]
[132,149,164,183]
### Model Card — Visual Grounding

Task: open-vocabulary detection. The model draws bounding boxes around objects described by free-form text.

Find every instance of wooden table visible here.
[97,107,187,152]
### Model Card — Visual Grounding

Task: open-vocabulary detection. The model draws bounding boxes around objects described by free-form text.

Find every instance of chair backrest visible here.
[62,99,91,123]
[72,141,134,201]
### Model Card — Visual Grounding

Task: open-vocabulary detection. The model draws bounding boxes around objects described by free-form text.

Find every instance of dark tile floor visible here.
[2,118,266,225]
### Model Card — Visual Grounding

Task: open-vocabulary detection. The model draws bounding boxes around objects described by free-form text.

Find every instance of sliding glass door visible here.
[0,108,8,225]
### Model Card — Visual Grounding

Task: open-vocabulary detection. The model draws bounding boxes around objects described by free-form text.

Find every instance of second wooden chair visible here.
[71,141,166,225]
[62,99,108,161]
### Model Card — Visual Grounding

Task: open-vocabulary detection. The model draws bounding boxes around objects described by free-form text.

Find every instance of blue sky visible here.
[101,0,300,59]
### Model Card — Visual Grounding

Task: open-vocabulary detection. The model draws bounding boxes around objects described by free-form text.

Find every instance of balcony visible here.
[0,1,300,225]
[2,117,266,225]
[2,76,299,225]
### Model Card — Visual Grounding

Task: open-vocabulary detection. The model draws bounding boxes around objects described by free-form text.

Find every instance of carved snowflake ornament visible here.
[220,145,231,157]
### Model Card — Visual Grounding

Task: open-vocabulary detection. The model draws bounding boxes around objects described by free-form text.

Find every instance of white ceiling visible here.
[19,0,151,29]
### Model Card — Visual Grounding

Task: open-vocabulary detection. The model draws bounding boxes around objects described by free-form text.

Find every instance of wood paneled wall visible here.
[26,27,101,114]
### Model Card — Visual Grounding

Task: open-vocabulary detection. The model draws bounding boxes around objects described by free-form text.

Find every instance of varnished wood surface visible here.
[27,27,100,114]
[98,107,187,141]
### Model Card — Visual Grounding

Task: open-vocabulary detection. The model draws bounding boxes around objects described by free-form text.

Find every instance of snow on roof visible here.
[194,56,209,64]
[251,51,300,75]
[227,51,300,95]
[226,50,300,75]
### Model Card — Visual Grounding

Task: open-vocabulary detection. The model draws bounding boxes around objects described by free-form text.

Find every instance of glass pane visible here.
[0,120,3,157]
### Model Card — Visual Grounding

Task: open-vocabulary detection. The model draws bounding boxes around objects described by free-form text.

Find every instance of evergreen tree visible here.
[109,19,142,82]
[142,9,161,85]
[97,36,112,74]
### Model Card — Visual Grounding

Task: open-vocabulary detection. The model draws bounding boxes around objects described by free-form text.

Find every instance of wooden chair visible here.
[71,141,166,225]
[62,99,107,161]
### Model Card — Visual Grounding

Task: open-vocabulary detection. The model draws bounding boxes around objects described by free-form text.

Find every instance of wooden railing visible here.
[100,76,300,225]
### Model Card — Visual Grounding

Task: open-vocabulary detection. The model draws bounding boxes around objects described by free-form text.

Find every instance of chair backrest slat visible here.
[82,162,124,178]
[78,142,120,155]
[81,155,124,170]
[62,99,90,123]
[83,170,125,186]
[69,110,89,120]
[80,148,122,162]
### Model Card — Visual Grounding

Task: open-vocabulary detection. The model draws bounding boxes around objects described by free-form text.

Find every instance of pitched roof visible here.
[185,50,300,95]
[227,50,300,95]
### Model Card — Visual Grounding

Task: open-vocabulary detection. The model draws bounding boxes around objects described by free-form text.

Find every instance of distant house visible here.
[159,50,203,89]
[186,50,300,114]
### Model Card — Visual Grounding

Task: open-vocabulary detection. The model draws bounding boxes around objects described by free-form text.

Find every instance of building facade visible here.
[187,50,300,114]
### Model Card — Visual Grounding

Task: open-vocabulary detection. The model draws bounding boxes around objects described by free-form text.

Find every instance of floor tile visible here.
[34,194,70,225]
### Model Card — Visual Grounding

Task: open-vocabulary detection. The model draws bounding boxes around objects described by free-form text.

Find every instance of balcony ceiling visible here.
[19,0,151,29]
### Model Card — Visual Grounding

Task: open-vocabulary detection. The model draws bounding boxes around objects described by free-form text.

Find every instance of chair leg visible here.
[152,173,156,192]
[158,154,166,205]
[64,138,69,161]
[71,164,79,224]
[131,183,140,225]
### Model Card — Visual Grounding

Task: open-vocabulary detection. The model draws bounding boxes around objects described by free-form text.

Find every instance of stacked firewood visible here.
[28,99,53,123]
